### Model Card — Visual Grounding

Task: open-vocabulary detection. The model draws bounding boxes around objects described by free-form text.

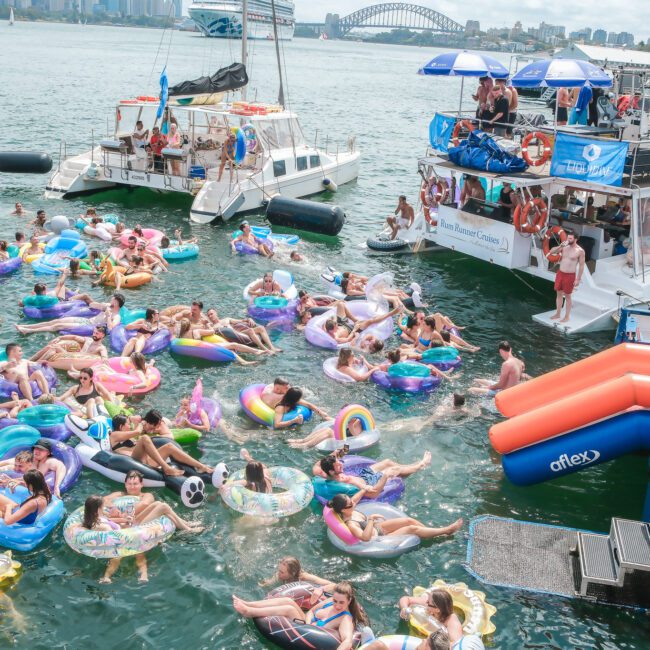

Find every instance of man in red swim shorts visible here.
[548,231,585,323]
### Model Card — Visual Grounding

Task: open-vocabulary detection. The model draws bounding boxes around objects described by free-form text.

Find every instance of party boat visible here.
[410,52,650,334]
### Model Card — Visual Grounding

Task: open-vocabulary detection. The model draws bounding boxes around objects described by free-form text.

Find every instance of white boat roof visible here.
[554,44,650,68]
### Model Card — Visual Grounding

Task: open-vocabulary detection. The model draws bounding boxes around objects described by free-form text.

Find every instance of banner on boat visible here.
[550,134,628,187]
[429,113,454,152]
[435,205,531,269]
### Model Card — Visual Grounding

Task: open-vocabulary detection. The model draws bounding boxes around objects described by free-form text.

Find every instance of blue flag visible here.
[429,113,455,152]
[550,133,628,187]
[156,66,168,123]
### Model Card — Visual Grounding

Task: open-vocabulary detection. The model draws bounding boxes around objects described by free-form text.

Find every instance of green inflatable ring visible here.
[23,294,59,308]
[254,295,288,309]
[421,347,460,361]
[388,362,430,378]
[171,428,201,445]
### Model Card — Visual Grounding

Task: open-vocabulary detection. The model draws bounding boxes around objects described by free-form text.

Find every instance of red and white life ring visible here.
[521,132,552,167]
[543,226,567,263]
[451,120,475,147]
[513,198,548,234]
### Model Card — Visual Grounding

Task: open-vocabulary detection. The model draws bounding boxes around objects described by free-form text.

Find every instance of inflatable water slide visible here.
[489,343,650,485]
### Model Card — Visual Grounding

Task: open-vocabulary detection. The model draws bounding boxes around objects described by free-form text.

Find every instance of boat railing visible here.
[313,130,357,156]
[435,110,650,187]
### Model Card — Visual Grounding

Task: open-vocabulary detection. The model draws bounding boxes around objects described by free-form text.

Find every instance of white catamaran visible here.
[45,1,359,223]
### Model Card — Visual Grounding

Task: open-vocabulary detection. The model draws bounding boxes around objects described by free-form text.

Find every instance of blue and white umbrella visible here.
[418,51,509,117]
[418,51,509,78]
[510,58,612,88]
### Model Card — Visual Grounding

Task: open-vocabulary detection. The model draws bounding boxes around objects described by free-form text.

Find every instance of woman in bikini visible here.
[59,367,114,418]
[122,309,162,356]
[327,492,463,542]
[0,470,51,527]
[233,581,367,650]
[247,272,282,299]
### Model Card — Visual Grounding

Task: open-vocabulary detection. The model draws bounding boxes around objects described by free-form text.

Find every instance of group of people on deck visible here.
[473,77,519,138]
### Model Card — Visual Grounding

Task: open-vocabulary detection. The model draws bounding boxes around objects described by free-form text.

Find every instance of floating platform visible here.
[466,515,650,610]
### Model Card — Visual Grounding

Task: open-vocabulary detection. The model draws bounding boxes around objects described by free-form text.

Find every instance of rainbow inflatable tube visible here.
[312,455,404,504]
[170,338,237,363]
[324,501,420,559]
[315,405,380,453]
[92,357,161,394]
[239,383,312,428]
[371,362,440,393]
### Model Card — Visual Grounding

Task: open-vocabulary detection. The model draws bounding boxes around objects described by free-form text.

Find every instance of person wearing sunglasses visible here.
[328,493,463,544]
[398,589,464,646]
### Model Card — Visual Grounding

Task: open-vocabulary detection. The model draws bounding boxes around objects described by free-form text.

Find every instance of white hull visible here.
[188,6,294,39]
[190,148,360,223]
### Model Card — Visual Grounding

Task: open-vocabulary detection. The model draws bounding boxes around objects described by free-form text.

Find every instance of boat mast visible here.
[241,0,248,101]
[270,0,285,107]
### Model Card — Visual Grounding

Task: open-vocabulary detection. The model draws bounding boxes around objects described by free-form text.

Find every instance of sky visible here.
[293,0,648,37]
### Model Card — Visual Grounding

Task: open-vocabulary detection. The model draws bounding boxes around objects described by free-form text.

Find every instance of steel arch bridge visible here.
[336,3,464,37]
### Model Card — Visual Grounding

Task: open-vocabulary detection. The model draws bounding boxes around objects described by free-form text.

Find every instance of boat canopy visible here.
[169,63,249,97]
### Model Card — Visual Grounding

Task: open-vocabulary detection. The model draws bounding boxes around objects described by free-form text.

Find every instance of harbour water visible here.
[1,22,649,649]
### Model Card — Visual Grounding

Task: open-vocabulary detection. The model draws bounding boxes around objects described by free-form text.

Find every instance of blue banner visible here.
[429,113,455,152]
[550,133,628,187]
[156,66,168,123]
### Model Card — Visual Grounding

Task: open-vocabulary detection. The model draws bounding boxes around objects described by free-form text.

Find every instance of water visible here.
[2,22,650,649]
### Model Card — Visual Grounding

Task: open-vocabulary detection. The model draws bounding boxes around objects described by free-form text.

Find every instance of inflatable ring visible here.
[543,226,567,264]
[521,131,552,167]
[242,123,257,153]
[119,228,164,247]
[22,294,59,308]
[92,357,161,394]
[411,580,497,637]
[0,485,64,551]
[421,347,462,371]
[452,119,475,147]
[19,242,45,263]
[64,496,175,558]
[513,198,547,234]
[239,383,312,429]
[17,404,69,427]
[324,501,419,559]
[322,357,361,383]
[312,455,403,504]
[314,415,380,454]
[371,362,440,393]
[170,338,237,363]
[254,295,288,309]
[0,552,21,588]
[333,405,374,441]
[221,466,314,517]
[254,581,366,650]
[109,325,172,355]
[162,243,200,261]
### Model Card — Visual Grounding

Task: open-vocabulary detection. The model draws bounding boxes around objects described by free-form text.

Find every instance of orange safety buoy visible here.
[513,198,548,233]
[136,95,159,102]
[521,132,552,167]
[451,120,475,147]
[543,226,567,263]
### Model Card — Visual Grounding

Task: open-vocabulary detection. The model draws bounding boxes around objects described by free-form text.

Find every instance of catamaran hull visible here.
[189,152,360,224]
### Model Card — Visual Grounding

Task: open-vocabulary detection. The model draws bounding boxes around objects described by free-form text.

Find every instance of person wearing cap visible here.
[230,222,274,257]
[0,440,65,497]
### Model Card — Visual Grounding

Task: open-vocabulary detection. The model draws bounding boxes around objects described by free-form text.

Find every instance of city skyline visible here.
[292,0,646,37]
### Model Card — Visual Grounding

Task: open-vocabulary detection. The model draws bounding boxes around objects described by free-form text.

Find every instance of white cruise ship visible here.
[189,0,295,40]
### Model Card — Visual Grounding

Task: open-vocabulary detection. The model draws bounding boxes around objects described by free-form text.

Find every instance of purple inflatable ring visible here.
[0,364,57,399]
[1,440,82,493]
[110,325,172,355]
[23,300,101,321]
[0,257,22,276]
[235,238,273,255]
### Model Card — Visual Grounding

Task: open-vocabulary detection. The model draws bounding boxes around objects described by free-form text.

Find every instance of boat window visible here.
[274,118,296,148]
[273,160,287,177]
[296,156,307,171]
[256,120,279,150]
[310,155,321,168]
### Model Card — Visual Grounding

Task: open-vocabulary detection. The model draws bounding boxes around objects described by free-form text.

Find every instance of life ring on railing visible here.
[513,198,547,233]
[420,180,442,226]
[521,132,552,167]
[451,120,475,147]
[543,226,567,263]
[136,96,159,102]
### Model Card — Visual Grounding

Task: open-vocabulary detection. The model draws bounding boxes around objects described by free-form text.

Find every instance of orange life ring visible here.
[420,179,444,225]
[136,95,159,102]
[452,120,475,147]
[513,198,548,233]
[543,226,567,263]
[521,132,552,167]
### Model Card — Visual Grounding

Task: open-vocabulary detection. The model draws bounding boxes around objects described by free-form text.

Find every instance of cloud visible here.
[293,1,644,36]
